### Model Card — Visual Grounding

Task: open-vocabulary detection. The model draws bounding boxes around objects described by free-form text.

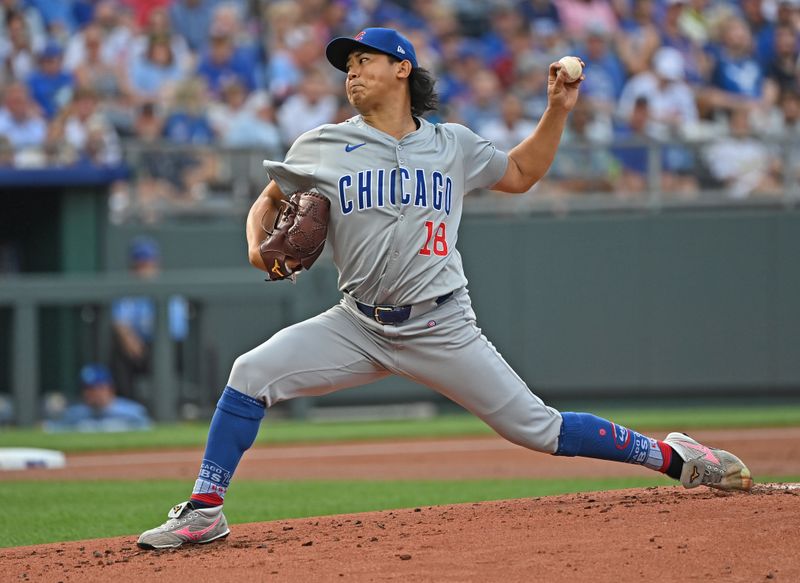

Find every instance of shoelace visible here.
[160,511,198,529]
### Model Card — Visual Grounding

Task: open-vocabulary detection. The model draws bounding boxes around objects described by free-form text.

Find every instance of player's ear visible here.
[395,59,412,80]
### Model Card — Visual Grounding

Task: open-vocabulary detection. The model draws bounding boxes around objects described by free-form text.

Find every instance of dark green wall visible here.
[0,186,107,397]
[459,210,800,395]
[104,208,800,404]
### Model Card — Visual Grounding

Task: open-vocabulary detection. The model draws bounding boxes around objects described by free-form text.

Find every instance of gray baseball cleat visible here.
[137,501,230,549]
[664,432,752,491]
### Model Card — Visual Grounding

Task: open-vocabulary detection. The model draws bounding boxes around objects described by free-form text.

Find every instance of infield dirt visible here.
[3,427,800,582]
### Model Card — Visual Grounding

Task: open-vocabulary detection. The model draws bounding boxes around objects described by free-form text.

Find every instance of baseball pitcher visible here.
[138,28,752,549]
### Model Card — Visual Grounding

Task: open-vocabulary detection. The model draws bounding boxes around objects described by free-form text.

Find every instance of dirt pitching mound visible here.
[5,484,798,583]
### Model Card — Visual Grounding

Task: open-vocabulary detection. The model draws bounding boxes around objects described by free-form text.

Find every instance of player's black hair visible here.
[408,67,439,117]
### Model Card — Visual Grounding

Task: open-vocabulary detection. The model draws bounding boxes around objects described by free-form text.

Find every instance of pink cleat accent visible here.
[174,515,223,541]
[137,502,230,549]
[664,432,752,491]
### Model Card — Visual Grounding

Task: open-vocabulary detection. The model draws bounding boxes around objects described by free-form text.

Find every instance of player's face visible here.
[345,51,405,113]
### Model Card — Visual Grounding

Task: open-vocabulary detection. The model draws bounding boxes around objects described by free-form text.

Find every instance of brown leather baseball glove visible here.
[259,191,331,281]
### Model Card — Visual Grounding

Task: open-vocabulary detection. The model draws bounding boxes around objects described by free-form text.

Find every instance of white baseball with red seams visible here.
[558,56,583,82]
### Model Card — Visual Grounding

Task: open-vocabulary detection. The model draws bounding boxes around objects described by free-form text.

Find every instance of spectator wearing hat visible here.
[110,236,189,400]
[43,363,152,432]
[26,42,73,119]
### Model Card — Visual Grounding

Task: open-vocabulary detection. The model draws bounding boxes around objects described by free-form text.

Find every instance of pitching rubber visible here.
[751,482,800,492]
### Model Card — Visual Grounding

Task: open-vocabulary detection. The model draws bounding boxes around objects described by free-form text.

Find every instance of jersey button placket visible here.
[382,147,408,300]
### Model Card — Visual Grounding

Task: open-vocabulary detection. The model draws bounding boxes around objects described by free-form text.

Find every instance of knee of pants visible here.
[492,421,560,453]
[481,393,563,454]
[228,352,272,400]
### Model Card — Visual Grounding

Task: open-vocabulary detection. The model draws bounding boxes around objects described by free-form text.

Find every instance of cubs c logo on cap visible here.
[354,31,366,41]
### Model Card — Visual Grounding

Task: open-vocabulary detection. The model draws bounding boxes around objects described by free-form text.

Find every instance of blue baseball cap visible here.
[129,236,160,263]
[80,364,113,387]
[40,42,63,59]
[326,27,418,72]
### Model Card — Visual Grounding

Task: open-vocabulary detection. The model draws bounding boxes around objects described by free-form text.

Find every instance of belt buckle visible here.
[374,306,394,324]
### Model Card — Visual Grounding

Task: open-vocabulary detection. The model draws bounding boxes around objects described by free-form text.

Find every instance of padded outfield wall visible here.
[100,206,800,409]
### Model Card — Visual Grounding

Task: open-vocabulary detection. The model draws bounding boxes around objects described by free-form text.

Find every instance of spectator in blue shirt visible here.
[613,96,651,188]
[710,17,763,100]
[44,364,152,432]
[576,25,627,113]
[0,81,47,156]
[195,26,256,97]
[160,78,219,199]
[169,0,219,53]
[162,78,215,144]
[739,0,775,67]
[26,0,77,35]
[704,15,765,114]
[518,0,561,29]
[111,237,189,399]
[658,0,708,86]
[128,33,187,102]
[26,42,73,119]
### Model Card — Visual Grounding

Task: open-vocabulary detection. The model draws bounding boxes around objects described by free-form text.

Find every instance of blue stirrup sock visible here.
[190,386,265,508]
[554,412,672,473]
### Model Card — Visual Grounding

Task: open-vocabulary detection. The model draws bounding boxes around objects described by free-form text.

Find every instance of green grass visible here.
[2,407,797,548]
[0,476,672,547]
[2,405,799,453]
[3,475,798,548]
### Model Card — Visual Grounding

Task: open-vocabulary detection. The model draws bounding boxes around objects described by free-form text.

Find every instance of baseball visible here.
[558,56,583,82]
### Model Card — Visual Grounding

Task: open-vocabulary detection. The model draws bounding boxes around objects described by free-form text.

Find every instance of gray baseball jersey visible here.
[235,114,563,454]
[263,115,507,306]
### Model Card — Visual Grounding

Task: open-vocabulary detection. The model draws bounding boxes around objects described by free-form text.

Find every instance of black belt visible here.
[353,292,454,324]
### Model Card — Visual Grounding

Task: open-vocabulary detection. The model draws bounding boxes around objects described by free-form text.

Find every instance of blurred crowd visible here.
[2,0,800,202]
